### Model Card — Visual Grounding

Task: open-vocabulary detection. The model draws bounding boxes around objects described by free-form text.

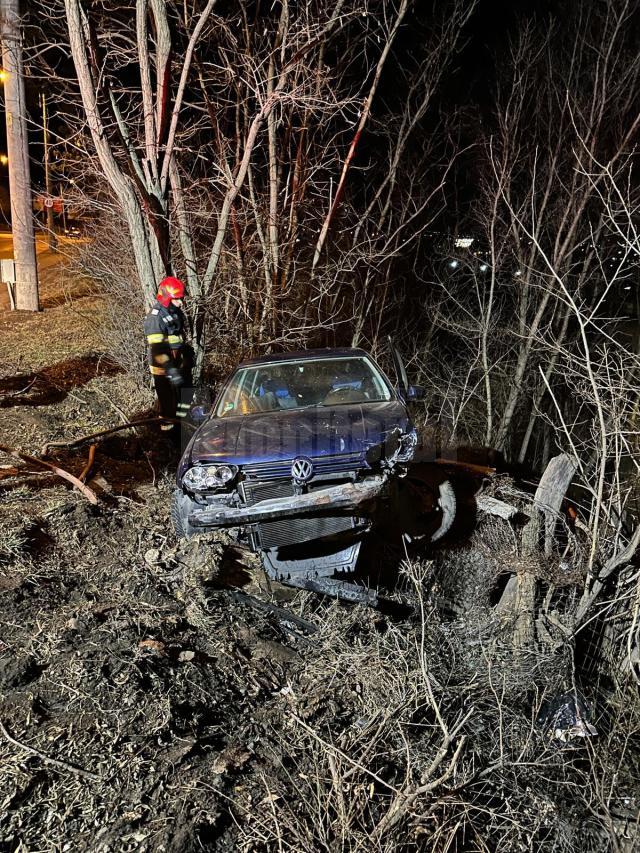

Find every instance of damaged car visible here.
[172,347,455,602]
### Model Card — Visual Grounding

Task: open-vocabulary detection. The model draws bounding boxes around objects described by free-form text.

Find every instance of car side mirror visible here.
[406,385,426,401]
[189,404,208,423]
[189,385,213,423]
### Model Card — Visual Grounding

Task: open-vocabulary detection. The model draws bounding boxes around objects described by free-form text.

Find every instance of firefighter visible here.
[144,277,192,431]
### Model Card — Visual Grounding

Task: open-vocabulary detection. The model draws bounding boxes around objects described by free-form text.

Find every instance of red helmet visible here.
[157,276,185,307]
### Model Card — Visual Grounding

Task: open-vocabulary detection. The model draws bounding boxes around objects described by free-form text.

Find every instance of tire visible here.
[171,489,196,539]
[430,480,456,543]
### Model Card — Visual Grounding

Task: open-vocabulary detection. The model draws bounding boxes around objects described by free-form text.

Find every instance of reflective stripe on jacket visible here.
[143,300,185,375]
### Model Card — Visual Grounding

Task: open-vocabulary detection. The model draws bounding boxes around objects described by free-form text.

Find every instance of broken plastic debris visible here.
[537,691,598,743]
[144,548,161,566]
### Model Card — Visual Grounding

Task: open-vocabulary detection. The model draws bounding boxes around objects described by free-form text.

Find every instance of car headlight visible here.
[183,464,238,490]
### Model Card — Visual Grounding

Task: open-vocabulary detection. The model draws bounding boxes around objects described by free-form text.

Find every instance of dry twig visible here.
[0,377,36,399]
[0,719,102,782]
[40,417,193,455]
[79,443,97,483]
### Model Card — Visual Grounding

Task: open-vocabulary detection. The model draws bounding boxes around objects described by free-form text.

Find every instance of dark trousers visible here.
[153,375,177,420]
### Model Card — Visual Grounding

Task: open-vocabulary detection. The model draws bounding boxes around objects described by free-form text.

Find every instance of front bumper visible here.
[189,476,385,529]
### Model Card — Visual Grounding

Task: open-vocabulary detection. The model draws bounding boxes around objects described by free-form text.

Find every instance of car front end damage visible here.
[189,476,386,529]
[173,428,455,603]
[172,348,456,602]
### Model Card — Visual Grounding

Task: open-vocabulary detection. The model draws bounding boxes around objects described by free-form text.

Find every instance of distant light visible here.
[623,286,631,291]
[0,70,6,83]
[455,237,474,249]
[480,264,488,272]
[449,260,459,269]
[515,270,522,276]
[0,154,8,166]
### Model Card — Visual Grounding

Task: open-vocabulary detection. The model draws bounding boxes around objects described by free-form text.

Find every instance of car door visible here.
[388,337,409,397]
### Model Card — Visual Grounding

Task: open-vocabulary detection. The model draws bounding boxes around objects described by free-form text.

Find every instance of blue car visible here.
[172,347,455,601]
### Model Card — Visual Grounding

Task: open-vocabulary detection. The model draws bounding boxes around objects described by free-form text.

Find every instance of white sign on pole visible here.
[1,258,17,310]
[1,258,16,283]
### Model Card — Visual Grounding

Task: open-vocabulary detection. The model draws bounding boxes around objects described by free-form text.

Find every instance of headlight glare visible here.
[183,467,206,488]
[184,464,238,490]
[216,465,235,484]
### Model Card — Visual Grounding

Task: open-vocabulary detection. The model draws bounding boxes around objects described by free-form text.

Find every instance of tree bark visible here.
[1,0,39,310]
[510,454,577,648]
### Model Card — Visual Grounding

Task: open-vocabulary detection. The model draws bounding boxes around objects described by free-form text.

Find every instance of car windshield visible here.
[216,356,392,418]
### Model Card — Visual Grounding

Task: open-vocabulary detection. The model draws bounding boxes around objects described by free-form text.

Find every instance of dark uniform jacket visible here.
[144,300,185,377]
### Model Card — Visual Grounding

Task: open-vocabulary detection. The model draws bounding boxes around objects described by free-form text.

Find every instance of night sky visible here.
[0,0,551,224]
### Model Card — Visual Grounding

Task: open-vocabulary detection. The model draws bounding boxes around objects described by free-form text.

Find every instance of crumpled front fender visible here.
[189,476,386,529]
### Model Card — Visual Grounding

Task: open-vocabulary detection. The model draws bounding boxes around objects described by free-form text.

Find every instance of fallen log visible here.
[0,443,98,505]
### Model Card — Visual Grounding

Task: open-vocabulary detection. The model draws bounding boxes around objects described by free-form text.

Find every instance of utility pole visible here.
[41,92,56,251]
[1,0,39,310]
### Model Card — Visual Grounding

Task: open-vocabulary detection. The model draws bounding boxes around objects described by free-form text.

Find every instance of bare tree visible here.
[31,0,477,377]
[418,1,640,466]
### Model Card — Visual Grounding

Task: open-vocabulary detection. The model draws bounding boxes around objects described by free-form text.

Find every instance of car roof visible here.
[237,347,372,367]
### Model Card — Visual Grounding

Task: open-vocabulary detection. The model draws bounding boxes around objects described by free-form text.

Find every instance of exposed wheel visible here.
[171,489,197,539]
[430,480,456,542]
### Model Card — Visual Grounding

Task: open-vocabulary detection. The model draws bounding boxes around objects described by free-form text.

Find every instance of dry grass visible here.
[219,563,637,852]
[1,491,638,852]
[0,239,106,374]
[0,517,27,565]
[1,251,638,850]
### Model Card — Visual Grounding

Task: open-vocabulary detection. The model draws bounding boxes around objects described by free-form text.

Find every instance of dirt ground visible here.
[1,251,638,852]
[0,256,409,851]
[0,254,324,851]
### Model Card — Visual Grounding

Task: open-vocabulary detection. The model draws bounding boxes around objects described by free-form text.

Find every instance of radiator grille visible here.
[242,479,294,504]
[259,515,354,548]
[242,453,367,481]
[241,479,354,548]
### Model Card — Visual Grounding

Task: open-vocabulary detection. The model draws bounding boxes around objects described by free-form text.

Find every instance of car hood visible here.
[183,401,411,468]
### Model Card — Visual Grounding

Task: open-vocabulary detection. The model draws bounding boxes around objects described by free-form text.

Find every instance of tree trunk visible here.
[1,0,39,310]
[510,454,578,647]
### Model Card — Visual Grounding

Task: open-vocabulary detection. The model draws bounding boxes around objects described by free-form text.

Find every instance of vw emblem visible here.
[291,456,313,484]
